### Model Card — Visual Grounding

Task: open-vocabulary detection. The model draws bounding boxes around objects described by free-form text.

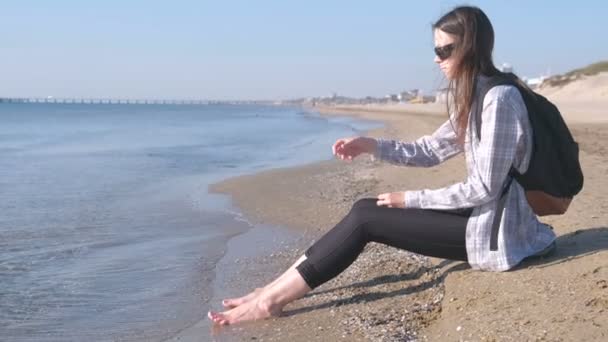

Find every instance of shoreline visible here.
[174,102,608,341]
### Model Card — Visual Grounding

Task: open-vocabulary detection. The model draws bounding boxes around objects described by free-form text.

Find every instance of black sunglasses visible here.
[434,43,455,60]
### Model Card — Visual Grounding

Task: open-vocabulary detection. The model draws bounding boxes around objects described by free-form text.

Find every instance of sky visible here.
[2,0,607,100]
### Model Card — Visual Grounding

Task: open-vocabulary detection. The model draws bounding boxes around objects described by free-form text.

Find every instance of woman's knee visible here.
[347,198,377,232]
[351,198,377,213]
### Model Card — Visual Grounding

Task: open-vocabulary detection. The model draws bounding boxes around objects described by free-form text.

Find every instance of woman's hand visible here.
[376,192,406,208]
[332,136,377,162]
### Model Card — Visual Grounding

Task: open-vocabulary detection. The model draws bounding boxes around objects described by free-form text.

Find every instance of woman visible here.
[208,6,556,325]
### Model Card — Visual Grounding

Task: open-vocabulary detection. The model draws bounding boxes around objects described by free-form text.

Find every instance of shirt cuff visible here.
[372,138,389,161]
[404,191,423,208]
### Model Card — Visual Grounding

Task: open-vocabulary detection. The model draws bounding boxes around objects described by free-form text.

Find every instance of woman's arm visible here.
[373,118,463,167]
[404,85,526,209]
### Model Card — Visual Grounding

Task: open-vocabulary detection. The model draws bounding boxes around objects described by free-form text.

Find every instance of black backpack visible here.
[474,73,584,217]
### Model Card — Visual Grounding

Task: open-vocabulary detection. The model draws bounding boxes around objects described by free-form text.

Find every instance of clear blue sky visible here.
[2,0,607,100]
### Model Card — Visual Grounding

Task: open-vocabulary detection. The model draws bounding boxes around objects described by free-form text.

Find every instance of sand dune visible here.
[536,72,608,123]
[538,72,608,102]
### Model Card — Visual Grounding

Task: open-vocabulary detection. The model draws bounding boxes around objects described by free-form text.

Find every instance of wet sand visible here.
[173,103,608,341]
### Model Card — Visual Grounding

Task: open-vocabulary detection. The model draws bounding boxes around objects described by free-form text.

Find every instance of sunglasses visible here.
[434,43,455,60]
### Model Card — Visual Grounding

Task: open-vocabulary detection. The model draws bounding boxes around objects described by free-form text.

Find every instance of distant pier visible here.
[0,97,212,105]
[0,97,274,106]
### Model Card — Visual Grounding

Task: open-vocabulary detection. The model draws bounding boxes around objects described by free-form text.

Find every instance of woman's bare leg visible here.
[209,267,311,325]
[221,255,307,308]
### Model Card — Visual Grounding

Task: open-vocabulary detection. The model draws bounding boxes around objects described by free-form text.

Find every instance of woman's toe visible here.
[222,299,238,308]
[208,311,224,324]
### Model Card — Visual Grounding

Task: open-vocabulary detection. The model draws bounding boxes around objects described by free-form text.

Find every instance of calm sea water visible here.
[0,103,380,341]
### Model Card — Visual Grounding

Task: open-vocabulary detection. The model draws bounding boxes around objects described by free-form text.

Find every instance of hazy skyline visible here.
[2,0,607,100]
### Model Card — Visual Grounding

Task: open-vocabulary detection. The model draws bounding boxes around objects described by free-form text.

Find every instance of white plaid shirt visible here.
[374,76,556,271]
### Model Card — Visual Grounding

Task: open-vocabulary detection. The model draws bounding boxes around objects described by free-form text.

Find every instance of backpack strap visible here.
[473,74,519,140]
[489,175,514,250]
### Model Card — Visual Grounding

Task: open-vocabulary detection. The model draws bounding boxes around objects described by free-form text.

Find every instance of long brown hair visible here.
[433,6,501,143]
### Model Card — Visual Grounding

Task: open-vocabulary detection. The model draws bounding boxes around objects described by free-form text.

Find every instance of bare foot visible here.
[208,298,280,325]
[221,287,264,309]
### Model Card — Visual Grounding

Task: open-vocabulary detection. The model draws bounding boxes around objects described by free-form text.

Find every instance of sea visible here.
[0,103,381,341]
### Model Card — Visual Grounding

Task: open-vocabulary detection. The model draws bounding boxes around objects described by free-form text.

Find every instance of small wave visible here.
[221,208,254,227]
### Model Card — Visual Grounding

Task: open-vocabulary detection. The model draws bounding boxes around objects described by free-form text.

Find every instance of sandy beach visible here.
[174,76,608,341]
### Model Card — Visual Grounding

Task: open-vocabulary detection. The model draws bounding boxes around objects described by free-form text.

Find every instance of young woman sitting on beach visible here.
[208,5,556,325]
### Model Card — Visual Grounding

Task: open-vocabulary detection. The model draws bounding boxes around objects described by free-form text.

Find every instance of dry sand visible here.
[173,79,608,341]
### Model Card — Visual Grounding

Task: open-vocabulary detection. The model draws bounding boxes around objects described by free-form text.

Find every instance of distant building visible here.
[398,89,419,102]
[385,94,399,102]
[524,77,544,89]
[523,74,551,89]
[499,63,513,73]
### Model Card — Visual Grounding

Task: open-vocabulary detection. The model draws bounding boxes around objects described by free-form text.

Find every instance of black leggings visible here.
[295,198,473,289]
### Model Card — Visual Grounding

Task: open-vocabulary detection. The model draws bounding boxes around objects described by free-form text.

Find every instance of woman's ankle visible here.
[256,295,284,316]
